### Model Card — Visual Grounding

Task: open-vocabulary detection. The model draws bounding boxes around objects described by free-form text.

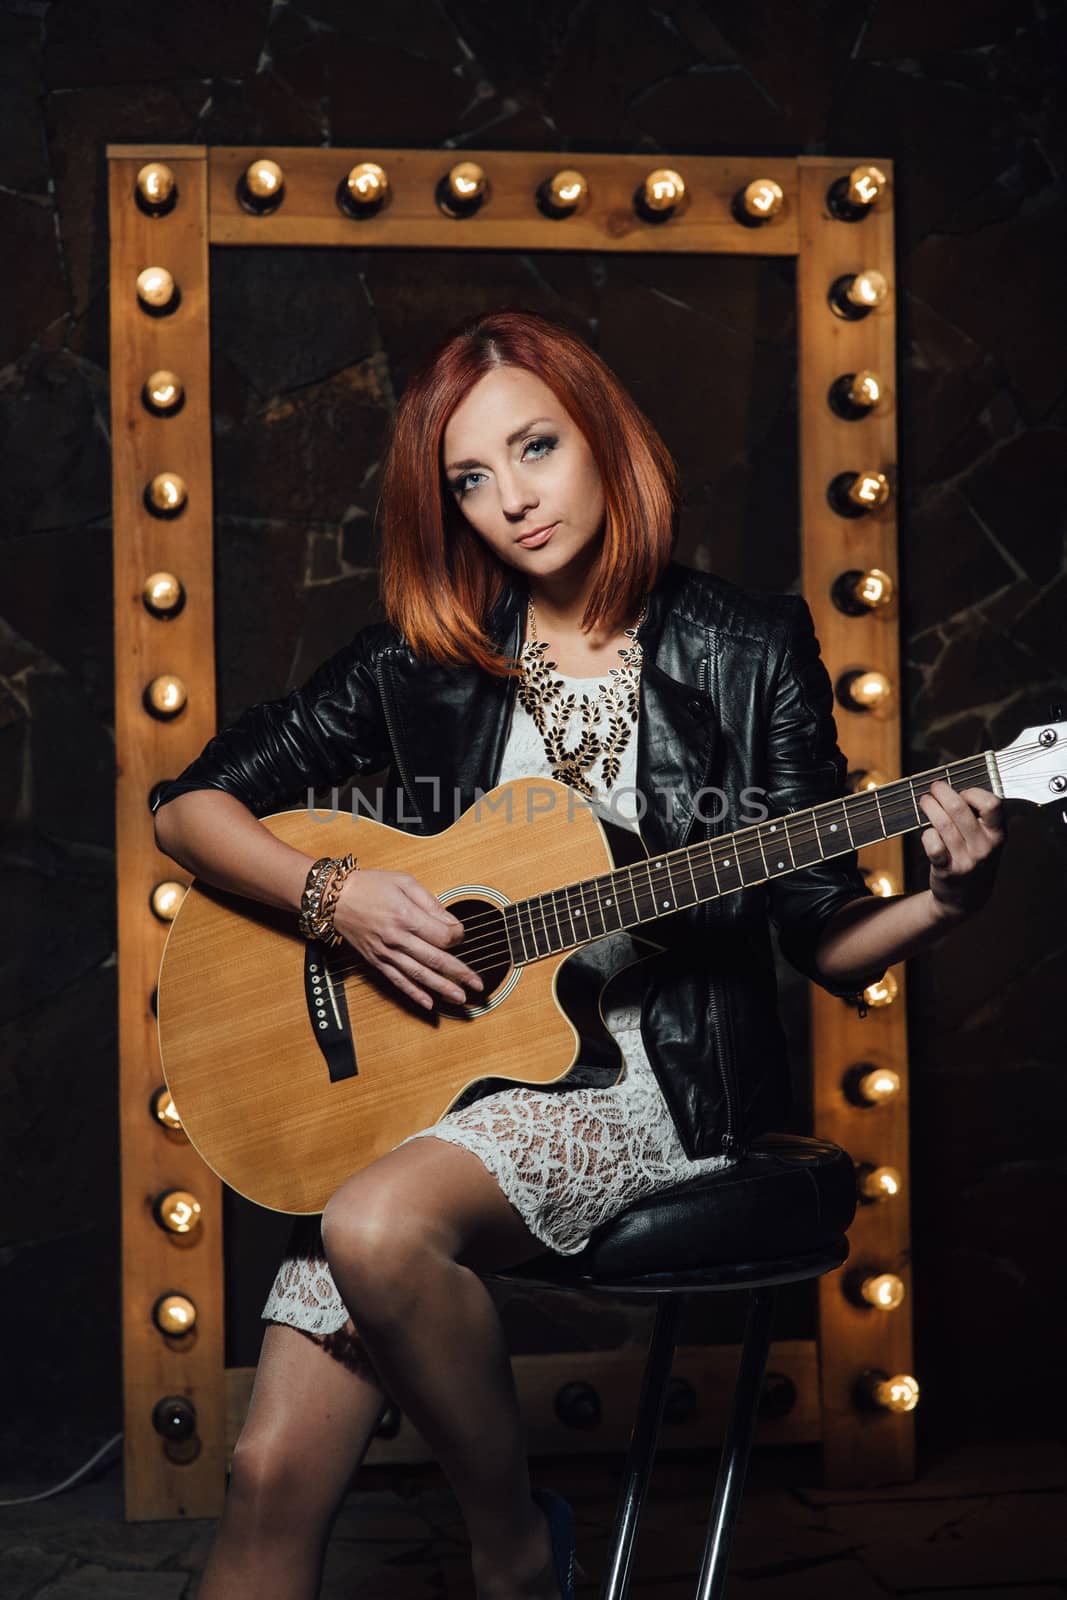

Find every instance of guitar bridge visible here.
[304,944,357,1083]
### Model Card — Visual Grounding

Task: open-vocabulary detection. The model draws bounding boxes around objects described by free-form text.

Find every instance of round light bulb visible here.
[154,1189,202,1234]
[848,369,883,408]
[856,568,894,609]
[873,1373,919,1412]
[858,1163,903,1201]
[843,670,893,715]
[742,178,784,219]
[849,470,891,510]
[641,168,686,213]
[447,161,487,203]
[136,266,177,311]
[546,167,588,213]
[153,1293,198,1335]
[856,1066,901,1105]
[142,370,184,415]
[145,674,187,718]
[244,157,284,203]
[145,472,187,516]
[846,269,889,309]
[136,162,178,212]
[151,1084,183,1131]
[866,869,899,898]
[150,880,186,921]
[862,971,899,1009]
[848,768,892,794]
[345,161,389,207]
[847,165,888,209]
[142,571,185,617]
[860,1272,906,1310]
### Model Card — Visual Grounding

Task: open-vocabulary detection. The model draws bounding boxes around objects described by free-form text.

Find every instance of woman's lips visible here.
[515,522,557,548]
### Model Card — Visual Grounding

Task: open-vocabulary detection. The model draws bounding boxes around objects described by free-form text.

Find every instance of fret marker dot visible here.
[722,859,731,867]
[662,899,671,908]
[769,825,777,832]
[777,862,784,869]
[605,898,612,906]
[830,824,838,831]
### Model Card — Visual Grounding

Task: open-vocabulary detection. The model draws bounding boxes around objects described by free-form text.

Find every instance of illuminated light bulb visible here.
[142,571,185,618]
[857,1163,903,1201]
[240,157,285,213]
[537,167,589,219]
[857,1065,901,1104]
[153,1293,198,1336]
[870,1372,920,1412]
[437,161,488,217]
[832,567,895,617]
[836,669,893,717]
[866,869,899,898]
[827,469,892,518]
[860,1272,906,1310]
[827,164,889,221]
[151,1084,184,1132]
[135,162,178,215]
[142,370,184,416]
[339,161,390,217]
[145,471,187,517]
[828,269,889,320]
[828,368,884,420]
[136,266,178,312]
[150,880,186,921]
[153,1189,202,1234]
[145,674,187,719]
[636,168,688,221]
[732,177,784,228]
[848,768,891,794]
[862,971,899,1009]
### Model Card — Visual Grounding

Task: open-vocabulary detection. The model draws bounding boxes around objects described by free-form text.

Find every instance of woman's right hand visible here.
[331,869,484,1011]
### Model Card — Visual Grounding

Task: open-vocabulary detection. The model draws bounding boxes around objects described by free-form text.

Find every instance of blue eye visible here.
[450,435,558,496]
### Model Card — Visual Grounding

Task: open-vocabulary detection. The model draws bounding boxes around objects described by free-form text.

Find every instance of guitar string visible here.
[297,743,1039,981]
[313,742,1030,966]
[241,741,1048,1005]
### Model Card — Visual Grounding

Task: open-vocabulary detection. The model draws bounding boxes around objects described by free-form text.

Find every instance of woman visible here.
[152,309,1005,1600]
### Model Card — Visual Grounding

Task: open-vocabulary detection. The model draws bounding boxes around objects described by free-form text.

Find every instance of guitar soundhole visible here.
[446,897,512,1006]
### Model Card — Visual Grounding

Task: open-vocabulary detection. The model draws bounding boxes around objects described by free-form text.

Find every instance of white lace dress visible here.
[261,664,734,1339]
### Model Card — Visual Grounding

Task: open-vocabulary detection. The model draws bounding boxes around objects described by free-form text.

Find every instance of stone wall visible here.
[2,0,1064,1480]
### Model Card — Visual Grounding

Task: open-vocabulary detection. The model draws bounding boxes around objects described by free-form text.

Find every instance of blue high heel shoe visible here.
[532,1487,582,1597]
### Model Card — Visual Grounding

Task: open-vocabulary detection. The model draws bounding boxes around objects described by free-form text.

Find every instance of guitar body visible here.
[157,777,638,1213]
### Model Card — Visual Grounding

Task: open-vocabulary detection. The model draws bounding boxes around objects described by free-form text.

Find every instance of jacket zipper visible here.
[699,645,740,1157]
[376,651,423,829]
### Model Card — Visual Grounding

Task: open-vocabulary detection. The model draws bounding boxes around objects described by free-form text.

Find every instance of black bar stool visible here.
[488,1132,857,1600]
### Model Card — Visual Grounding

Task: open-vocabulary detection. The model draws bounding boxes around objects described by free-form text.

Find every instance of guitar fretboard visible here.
[503,750,999,963]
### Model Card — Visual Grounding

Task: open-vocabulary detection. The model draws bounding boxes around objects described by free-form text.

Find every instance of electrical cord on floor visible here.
[0,1433,123,1506]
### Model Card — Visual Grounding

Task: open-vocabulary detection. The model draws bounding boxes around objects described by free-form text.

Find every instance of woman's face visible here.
[442,365,606,588]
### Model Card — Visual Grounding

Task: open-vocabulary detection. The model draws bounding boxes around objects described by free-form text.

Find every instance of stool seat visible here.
[497,1132,857,1289]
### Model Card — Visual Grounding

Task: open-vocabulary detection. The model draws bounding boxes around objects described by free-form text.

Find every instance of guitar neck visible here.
[504,748,1000,963]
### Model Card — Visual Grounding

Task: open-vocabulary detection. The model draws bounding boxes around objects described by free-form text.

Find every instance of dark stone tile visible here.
[546,0,694,143]
[899,298,999,492]
[42,0,270,88]
[287,570,388,688]
[0,193,69,367]
[444,0,581,99]
[910,213,1067,420]
[214,519,309,723]
[964,428,1067,587]
[25,666,115,851]
[194,69,324,146]
[1011,573,1067,682]
[211,248,377,399]
[900,489,1016,638]
[0,353,110,541]
[857,0,1033,56]
[911,613,1038,727]
[0,525,114,725]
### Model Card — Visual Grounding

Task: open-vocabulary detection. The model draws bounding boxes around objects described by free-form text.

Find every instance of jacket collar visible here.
[389,559,718,848]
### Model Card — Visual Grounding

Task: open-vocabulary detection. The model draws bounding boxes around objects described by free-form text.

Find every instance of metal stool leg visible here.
[601,1294,685,1600]
[694,1287,777,1600]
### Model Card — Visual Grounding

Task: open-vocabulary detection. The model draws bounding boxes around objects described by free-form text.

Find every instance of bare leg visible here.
[195,1321,387,1600]
[320,1135,560,1600]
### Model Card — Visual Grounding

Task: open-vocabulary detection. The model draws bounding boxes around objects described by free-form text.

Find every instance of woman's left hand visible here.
[919,779,1006,922]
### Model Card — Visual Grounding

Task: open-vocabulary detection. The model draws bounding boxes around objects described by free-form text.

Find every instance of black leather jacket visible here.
[153,560,884,1161]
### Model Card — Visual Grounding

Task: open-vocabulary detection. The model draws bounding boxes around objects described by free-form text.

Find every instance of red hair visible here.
[379,308,678,674]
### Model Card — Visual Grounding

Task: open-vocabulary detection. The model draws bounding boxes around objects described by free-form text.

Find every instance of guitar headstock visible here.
[995,717,1067,807]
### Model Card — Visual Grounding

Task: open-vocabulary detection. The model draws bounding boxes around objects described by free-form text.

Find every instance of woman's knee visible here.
[320,1187,450,1322]
[225,1431,335,1533]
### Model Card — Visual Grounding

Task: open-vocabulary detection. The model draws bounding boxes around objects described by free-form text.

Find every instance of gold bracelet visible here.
[305,853,359,947]
[298,856,340,941]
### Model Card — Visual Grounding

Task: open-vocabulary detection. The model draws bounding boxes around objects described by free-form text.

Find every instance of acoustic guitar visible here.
[156,721,1063,1212]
